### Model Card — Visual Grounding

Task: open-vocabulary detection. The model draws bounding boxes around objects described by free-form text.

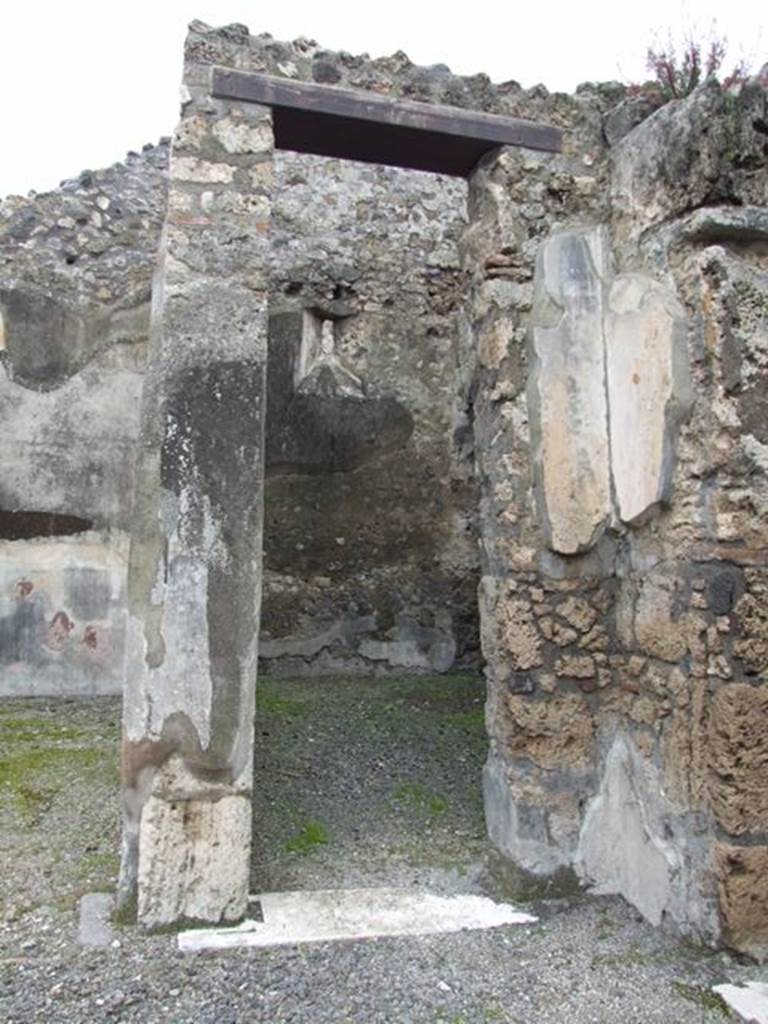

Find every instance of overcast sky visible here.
[0,0,763,199]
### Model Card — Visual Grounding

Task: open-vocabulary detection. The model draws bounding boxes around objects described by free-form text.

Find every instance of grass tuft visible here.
[393,781,448,819]
[671,980,733,1017]
[284,821,329,854]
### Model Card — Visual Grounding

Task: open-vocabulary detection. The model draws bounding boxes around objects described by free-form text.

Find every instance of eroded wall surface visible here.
[2,18,766,951]
[467,79,768,958]
[262,153,477,674]
[117,39,276,926]
[0,26,494,686]
[0,144,168,695]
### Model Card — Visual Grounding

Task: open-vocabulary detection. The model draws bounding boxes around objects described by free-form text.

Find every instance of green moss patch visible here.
[0,697,122,918]
[0,746,111,821]
[393,781,448,819]
[0,717,90,743]
[258,691,310,719]
[284,821,330,854]
[671,980,733,1017]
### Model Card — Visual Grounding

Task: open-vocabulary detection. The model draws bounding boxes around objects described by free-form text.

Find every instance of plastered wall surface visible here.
[0,143,168,696]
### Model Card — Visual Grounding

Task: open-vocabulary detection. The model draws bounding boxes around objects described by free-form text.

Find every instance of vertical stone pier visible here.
[464,80,768,958]
[117,38,274,927]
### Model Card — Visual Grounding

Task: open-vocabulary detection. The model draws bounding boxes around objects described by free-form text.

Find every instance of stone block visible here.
[479,578,541,675]
[733,593,768,675]
[611,81,726,247]
[606,274,691,524]
[137,794,252,929]
[169,157,235,184]
[716,843,768,961]
[632,576,690,663]
[78,893,115,948]
[502,693,594,770]
[527,227,611,554]
[212,117,273,155]
[708,684,768,836]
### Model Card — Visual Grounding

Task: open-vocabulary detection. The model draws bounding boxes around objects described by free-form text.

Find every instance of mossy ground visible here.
[0,675,583,919]
[251,673,491,894]
[0,681,748,1021]
[0,698,121,920]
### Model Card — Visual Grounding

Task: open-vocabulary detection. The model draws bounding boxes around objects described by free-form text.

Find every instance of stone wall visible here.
[1,18,766,953]
[466,79,768,958]
[0,27,490,687]
[261,152,477,675]
[0,144,168,695]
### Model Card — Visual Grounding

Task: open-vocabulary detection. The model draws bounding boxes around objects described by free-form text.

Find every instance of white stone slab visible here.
[178,888,537,952]
[77,893,115,948]
[527,227,612,555]
[606,273,690,524]
[713,982,768,1024]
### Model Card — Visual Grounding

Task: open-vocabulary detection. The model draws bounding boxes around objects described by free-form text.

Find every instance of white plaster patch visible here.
[178,888,536,952]
[576,733,678,926]
[527,239,692,549]
[713,982,768,1024]
[150,542,213,748]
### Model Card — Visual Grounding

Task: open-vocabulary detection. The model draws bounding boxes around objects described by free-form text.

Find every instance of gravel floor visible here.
[0,676,761,1023]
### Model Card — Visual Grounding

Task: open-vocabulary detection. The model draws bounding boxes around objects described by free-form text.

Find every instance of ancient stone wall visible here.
[0,144,168,695]
[1,19,766,954]
[466,79,768,958]
[0,27,489,688]
[262,152,477,675]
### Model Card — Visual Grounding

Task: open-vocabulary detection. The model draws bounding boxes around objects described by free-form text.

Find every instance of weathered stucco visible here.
[0,533,127,696]
[115,50,274,920]
[527,227,612,554]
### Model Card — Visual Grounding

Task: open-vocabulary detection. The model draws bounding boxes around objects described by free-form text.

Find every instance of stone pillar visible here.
[117,50,273,927]
[465,141,699,915]
[462,144,608,886]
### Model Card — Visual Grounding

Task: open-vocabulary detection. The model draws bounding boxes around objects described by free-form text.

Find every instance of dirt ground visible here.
[0,676,761,1022]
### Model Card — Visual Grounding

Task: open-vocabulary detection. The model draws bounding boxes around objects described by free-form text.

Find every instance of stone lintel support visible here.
[118,66,273,927]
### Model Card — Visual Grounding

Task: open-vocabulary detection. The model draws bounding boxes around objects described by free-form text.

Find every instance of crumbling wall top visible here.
[0,142,169,310]
[183,19,620,141]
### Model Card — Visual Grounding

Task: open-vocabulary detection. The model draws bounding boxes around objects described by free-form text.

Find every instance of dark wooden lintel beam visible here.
[211,67,562,176]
